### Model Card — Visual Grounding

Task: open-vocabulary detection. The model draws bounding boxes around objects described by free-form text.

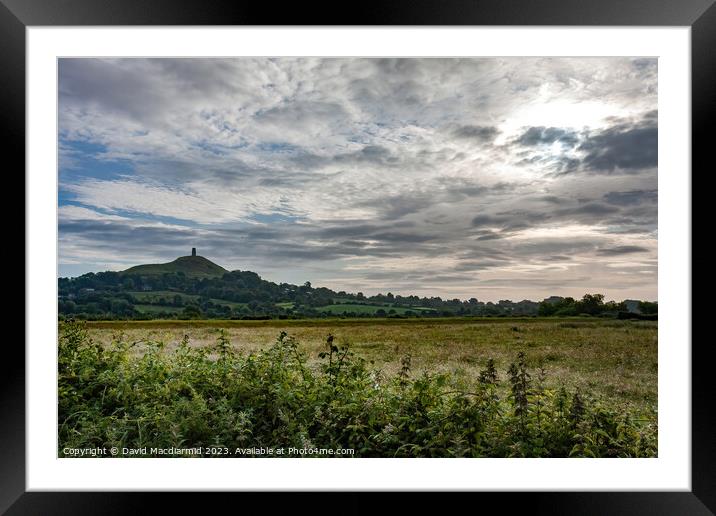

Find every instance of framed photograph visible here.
[8,0,712,512]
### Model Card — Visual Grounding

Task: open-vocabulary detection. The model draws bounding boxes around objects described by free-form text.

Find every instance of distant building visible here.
[192,247,196,257]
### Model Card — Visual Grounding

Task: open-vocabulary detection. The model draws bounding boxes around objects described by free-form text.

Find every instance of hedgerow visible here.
[58,321,656,458]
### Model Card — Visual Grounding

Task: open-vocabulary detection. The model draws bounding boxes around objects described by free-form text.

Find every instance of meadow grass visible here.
[83,318,657,415]
[59,320,658,457]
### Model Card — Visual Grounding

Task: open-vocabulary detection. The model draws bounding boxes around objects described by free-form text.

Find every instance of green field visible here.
[84,317,657,411]
[128,291,199,302]
[60,317,657,457]
[133,304,184,314]
[207,299,247,309]
[316,303,436,315]
[127,293,433,314]
[128,291,247,311]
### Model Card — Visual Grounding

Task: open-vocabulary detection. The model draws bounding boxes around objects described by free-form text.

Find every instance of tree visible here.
[639,301,658,315]
[181,305,202,319]
[577,294,605,315]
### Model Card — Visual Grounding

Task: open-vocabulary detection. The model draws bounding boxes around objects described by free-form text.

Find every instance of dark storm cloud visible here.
[579,120,657,173]
[513,111,658,177]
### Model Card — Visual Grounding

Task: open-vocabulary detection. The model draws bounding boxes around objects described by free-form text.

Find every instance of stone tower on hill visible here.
[192,248,196,257]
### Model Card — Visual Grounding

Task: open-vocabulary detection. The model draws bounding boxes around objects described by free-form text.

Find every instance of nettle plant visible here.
[58,321,657,458]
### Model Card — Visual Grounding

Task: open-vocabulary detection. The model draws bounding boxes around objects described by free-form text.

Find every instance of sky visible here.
[58,57,657,302]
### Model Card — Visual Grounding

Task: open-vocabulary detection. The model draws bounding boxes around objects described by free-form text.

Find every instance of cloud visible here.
[603,189,658,206]
[58,204,131,222]
[595,245,650,256]
[516,127,579,147]
[557,203,620,217]
[58,57,658,301]
[510,111,658,177]
[453,125,500,141]
[579,118,657,173]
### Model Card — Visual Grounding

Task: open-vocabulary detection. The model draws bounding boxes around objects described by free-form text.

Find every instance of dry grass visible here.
[82,318,657,414]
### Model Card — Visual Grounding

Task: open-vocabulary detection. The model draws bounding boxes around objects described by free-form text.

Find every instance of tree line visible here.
[58,270,656,320]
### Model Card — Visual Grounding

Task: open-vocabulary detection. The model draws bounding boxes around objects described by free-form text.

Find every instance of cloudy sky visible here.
[58,57,657,302]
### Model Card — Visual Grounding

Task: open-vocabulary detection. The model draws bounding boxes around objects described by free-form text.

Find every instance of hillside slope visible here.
[122,255,228,278]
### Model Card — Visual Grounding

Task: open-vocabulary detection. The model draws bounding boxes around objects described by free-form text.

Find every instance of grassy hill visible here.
[122,255,227,278]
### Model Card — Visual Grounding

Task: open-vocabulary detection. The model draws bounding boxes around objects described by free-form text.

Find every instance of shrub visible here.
[58,320,657,458]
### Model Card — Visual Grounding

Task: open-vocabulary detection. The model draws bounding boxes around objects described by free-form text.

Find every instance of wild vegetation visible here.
[59,320,657,458]
[538,294,657,318]
[83,317,658,412]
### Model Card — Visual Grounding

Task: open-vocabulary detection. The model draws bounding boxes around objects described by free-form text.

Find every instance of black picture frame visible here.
[5,0,712,513]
